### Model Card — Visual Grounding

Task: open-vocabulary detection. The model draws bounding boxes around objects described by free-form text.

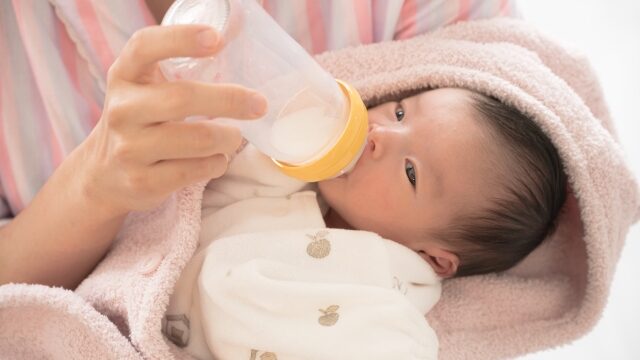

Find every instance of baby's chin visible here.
[316,178,332,199]
[316,179,344,211]
[317,173,349,195]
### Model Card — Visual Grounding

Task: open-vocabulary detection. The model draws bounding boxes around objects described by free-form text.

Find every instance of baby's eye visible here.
[395,104,405,121]
[405,160,416,187]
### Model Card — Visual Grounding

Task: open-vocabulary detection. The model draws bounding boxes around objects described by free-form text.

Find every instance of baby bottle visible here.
[160,0,368,182]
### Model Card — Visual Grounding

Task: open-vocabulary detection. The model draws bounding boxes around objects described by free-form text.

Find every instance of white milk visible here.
[270,106,340,163]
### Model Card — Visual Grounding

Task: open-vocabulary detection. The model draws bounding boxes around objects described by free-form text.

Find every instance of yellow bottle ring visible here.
[272,80,368,182]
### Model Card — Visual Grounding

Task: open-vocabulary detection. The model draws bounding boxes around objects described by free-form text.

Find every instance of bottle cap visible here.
[273,80,368,182]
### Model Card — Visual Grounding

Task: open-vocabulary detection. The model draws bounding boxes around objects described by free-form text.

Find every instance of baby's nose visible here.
[368,124,388,160]
[368,123,405,160]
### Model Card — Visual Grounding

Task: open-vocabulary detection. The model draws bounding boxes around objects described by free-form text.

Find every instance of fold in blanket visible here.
[1,18,639,360]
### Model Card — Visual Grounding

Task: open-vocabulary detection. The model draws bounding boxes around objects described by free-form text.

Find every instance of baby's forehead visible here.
[369,86,474,107]
[421,92,511,203]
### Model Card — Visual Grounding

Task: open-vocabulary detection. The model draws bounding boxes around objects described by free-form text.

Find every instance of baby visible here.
[162,87,567,359]
[320,87,566,277]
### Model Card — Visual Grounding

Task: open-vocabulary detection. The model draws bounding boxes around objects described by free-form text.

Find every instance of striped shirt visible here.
[0,0,518,223]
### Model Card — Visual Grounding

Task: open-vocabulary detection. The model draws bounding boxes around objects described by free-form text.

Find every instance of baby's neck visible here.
[323,208,353,230]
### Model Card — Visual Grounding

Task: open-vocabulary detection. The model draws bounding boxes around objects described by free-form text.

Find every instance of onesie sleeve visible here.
[194,229,441,360]
[201,144,309,214]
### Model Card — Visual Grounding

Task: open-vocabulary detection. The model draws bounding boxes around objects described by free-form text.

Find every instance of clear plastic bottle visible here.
[160,0,368,182]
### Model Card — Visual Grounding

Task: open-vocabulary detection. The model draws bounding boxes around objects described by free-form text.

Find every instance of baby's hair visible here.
[429,91,567,277]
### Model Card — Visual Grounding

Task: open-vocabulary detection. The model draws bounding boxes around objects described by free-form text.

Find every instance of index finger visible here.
[111,25,222,82]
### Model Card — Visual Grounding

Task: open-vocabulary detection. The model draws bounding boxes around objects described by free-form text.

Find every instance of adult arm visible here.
[0,25,267,290]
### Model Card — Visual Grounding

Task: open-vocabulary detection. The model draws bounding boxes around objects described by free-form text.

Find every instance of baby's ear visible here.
[421,247,459,278]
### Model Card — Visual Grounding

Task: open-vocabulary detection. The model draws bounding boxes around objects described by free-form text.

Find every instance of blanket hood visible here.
[313,18,640,359]
[2,17,638,360]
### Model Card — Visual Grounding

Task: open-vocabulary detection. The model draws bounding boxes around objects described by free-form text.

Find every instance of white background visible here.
[516,1,640,359]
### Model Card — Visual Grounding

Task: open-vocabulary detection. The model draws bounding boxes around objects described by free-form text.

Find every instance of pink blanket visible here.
[1,18,639,359]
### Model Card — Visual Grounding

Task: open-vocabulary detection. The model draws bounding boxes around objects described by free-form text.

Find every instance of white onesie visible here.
[164,144,441,360]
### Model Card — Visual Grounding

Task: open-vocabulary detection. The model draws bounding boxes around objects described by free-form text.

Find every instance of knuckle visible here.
[226,126,243,149]
[166,26,182,48]
[207,155,229,179]
[232,90,252,116]
[106,60,120,84]
[126,30,148,59]
[103,97,132,128]
[163,83,193,112]
[215,124,242,152]
[176,167,193,185]
[112,142,136,164]
[218,87,248,116]
[125,170,150,194]
[193,125,217,151]
[168,165,194,188]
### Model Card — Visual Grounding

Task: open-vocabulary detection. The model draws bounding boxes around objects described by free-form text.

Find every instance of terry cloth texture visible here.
[1,18,638,360]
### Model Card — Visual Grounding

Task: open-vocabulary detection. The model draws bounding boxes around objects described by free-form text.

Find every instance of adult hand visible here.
[0,24,268,289]
[78,24,267,216]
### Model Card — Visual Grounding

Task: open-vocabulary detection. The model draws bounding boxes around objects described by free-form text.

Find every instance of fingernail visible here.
[250,94,267,116]
[197,28,218,49]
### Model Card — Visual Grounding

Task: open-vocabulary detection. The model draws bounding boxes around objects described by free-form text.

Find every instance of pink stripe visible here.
[0,115,22,213]
[138,0,159,25]
[306,0,327,54]
[262,0,274,15]
[55,17,100,139]
[75,0,115,72]
[11,0,67,177]
[499,0,510,16]
[395,0,417,40]
[86,87,102,130]
[85,84,102,129]
[413,0,429,36]
[49,19,78,166]
[57,20,77,86]
[455,0,471,22]
[0,35,24,211]
[353,0,373,44]
[0,27,23,212]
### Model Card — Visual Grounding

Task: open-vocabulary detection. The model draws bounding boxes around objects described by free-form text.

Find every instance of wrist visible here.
[61,144,130,222]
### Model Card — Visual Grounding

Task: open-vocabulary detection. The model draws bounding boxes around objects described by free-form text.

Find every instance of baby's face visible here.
[319,88,503,260]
